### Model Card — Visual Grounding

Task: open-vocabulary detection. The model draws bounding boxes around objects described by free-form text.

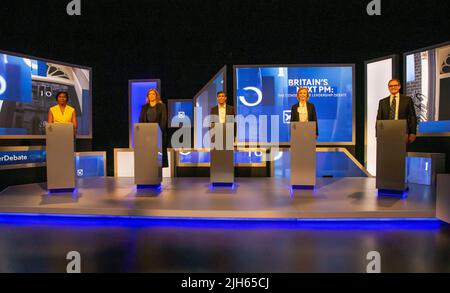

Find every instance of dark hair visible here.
[388,79,402,86]
[55,91,69,102]
[217,91,226,97]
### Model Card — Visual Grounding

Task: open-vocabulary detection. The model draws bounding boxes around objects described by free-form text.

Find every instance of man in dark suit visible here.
[210,91,235,147]
[210,91,235,121]
[376,79,417,144]
[290,87,319,137]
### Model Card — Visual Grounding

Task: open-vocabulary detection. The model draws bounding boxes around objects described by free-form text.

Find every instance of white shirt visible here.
[218,104,226,124]
[389,94,400,120]
[297,102,308,122]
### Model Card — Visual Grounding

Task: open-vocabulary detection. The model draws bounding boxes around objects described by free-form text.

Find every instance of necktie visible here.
[390,96,396,120]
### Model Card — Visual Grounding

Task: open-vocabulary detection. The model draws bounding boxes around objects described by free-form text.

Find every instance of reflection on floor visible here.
[0,216,448,273]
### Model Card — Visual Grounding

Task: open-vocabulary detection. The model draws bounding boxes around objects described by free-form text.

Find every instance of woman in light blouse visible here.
[290,87,319,137]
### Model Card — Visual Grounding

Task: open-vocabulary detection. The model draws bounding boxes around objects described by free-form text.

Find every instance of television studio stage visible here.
[1,45,449,224]
[0,176,437,220]
[0,145,445,222]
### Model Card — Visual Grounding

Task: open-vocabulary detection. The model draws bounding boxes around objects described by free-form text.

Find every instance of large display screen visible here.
[0,147,105,178]
[234,65,354,145]
[168,99,193,127]
[75,153,106,178]
[0,50,91,138]
[129,79,161,147]
[404,42,450,135]
[194,66,226,148]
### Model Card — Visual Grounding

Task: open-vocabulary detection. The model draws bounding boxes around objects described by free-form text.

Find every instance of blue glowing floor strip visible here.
[0,212,439,223]
[136,184,162,190]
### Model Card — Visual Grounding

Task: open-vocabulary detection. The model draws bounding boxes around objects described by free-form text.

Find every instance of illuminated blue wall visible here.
[0,54,32,103]
[129,80,160,147]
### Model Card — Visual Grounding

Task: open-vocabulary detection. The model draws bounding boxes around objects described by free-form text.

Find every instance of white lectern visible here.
[134,123,162,187]
[45,123,75,191]
[290,122,317,188]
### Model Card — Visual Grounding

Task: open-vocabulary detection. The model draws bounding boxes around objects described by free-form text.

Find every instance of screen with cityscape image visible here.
[405,43,450,134]
[0,50,91,137]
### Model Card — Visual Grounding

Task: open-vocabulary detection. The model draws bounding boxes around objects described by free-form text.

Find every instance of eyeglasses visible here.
[389,84,400,88]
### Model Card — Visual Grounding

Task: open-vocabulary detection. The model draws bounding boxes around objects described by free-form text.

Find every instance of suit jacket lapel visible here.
[144,104,149,122]
[292,104,298,121]
[385,96,391,118]
[227,106,233,115]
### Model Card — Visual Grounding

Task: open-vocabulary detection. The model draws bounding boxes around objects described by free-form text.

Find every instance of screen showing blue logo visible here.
[75,155,105,177]
[169,100,193,127]
[235,66,354,144]
[1,149,105,178]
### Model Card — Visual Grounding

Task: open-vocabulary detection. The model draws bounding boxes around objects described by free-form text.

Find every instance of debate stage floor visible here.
[0,177,436,220]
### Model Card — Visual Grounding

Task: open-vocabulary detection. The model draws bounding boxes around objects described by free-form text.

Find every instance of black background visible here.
[0,0,449,176]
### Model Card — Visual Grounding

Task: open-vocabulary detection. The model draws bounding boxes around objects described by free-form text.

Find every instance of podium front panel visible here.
[210,123,234,184]
[134,123,162,185]
[290,122,316,186]
[376,120,407,191]
[45,123,75,190]
[210,150,234,183]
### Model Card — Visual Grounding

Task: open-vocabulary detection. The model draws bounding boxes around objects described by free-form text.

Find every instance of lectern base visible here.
[211,182,235,188]
[378,189,408,198]
[292,185,315,190]
[48,188,76,194]
[137,184,162,190]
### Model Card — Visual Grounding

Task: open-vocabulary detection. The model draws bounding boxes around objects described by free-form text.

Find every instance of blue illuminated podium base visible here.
[137,184,162,190]
[211,182,235,188]
[292,185,315,190]
[48,188,76,194]
[377,188,408,198]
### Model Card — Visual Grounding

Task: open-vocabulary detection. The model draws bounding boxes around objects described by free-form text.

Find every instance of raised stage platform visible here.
[0,177,436,220]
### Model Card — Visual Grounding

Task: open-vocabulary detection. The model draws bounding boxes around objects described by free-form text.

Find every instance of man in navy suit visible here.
[376,79,417,144]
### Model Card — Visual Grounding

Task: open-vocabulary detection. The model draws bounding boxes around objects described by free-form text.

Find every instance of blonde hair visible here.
[297,87,310,99]
[147,88,162,104]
